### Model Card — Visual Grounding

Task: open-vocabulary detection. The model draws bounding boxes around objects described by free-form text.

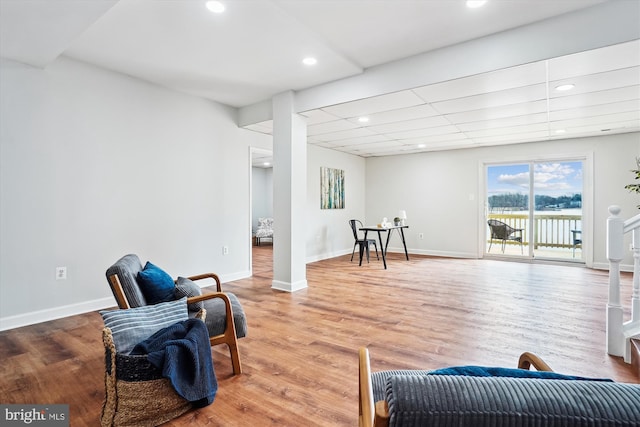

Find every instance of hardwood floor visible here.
[1,246,637,426]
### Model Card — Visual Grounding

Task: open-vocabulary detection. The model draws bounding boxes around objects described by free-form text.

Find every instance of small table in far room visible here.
[359,225,409,269]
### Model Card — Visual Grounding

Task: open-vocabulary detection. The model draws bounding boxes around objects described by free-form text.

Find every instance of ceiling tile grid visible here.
[295,39,640,157]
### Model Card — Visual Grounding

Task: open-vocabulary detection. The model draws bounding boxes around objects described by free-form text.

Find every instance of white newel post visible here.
[606,205,625,357]
[632,227,640,324]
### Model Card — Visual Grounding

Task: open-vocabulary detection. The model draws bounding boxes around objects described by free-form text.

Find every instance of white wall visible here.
[0,56,267,329]
[365,133,640,268]
[251,167,273,232]
[306,145,366,262]
[1,54,636,329]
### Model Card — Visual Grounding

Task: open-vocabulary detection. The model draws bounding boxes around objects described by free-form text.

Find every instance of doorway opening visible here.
[249,148,273,274]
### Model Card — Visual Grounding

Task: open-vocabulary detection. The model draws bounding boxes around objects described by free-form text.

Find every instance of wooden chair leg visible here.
[228,338,242,375]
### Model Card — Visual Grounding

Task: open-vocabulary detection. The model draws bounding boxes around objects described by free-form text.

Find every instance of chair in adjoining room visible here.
[349,219,379,263]
[255,217,274,246]
[487,219,524,254]
[105,254,247,375]
[571,229,582,257]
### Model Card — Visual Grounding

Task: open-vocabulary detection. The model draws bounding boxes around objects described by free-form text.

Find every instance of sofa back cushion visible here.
[385,374,640,427]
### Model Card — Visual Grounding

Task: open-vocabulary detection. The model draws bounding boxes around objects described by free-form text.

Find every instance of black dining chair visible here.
[349,219,379,263]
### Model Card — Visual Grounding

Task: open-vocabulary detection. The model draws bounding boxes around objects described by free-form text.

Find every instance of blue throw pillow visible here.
[137,261,176,304]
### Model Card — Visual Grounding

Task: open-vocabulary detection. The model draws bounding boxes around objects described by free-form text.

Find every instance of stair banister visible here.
[607,206,640,362]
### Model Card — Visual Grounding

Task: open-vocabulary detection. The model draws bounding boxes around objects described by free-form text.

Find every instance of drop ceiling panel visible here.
[327,135,391,147]
[307,120,358,136]
[301,109,342,125]
[366,116,452,134]
[385,125,462,140]
[550,111,640,130]
[344,104,441,126]
[446,100,548,123]
[321,91,424,118]
[466,122,550,139]
[432,83,547,114]
[400,133,471,145]
[549,67,640,98]
[549,100,640,121]
[472,130,550,144]
[558,120,640,135]
[550,86,640,110]
[412,61,546,103]
[548,39,640,81]
[312,127,377,142]
[456,113,549,132]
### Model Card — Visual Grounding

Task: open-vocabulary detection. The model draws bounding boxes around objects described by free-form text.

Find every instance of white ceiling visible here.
[1,0,639,161]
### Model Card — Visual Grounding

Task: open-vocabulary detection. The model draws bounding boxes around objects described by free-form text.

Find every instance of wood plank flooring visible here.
[0,246,637,426]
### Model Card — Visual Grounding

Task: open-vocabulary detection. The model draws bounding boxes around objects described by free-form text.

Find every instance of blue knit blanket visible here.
[428,365,613,382]
[131,318,217,407]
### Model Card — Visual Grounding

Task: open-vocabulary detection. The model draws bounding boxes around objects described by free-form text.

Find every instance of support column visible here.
[271,91,308,292]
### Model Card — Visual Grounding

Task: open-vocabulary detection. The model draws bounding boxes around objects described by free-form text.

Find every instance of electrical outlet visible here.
[223,246,229,255]
[418,233,424,240]
[56,267,67,280]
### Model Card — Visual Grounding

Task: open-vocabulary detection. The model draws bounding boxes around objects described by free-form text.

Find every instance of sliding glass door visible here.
[485,160,583,261]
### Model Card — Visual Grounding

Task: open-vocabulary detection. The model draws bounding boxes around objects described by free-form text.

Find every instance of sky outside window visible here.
[487,162,582,198]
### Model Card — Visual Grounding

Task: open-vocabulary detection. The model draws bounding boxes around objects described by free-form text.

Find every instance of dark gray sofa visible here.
[359,348,640,427]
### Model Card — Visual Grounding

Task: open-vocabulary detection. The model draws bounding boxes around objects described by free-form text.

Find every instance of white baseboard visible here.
[592,262,633,272]
[306,249,351,264]
[271,279,308,292]
[219,270,252,283]
[0,297,115,332]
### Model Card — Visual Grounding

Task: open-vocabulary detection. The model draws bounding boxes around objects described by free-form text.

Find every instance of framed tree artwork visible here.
[320,167,344,209]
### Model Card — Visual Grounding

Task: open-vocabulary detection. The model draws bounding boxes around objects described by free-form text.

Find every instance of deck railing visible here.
[487,213,582,249]
[606,205,640,363]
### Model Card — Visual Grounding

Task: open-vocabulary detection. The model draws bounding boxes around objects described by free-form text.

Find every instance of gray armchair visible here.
[105,254,247,374]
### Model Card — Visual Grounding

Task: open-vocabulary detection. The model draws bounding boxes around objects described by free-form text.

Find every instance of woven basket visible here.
[100,309,206,427]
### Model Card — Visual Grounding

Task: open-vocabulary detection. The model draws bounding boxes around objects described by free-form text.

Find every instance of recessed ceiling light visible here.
[417,144,426,148]
[302,57,317,66]
[555,129,566,134]
[555,84,575,91]
[357,116,369,123]
[263,162,270,166]
[466,1,487,8]
[205,1,225,13]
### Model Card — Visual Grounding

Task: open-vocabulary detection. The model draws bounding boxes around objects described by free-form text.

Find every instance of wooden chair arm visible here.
[359,347,374,427]
[359,347,390,427]
[518,352,553,372]
[180,272,222,292]
[186,291,230,306]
